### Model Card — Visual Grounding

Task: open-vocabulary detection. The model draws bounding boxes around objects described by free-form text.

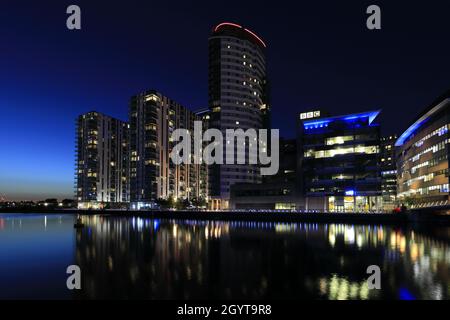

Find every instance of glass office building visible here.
[299,110,382,212]
[396,93,450,208]
[229,138,300,210]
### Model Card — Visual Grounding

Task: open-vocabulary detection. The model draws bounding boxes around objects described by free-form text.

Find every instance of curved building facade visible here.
[396,92,450,208]
[208,22,269,208]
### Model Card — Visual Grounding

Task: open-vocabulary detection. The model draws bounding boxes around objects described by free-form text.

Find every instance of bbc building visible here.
[298,110,382,213]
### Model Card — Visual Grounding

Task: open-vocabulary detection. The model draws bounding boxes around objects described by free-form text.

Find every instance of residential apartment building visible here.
[208,22,269,208]
[75,111,129,209]
[129,90,207,209]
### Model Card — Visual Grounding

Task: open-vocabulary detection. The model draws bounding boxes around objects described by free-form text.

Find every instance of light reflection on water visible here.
[0,213,449,300]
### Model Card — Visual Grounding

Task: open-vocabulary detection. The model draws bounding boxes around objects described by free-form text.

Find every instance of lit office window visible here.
[305,145,378,159]
[325,136,354,146]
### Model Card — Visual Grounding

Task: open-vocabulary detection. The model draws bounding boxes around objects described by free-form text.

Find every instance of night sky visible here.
[1,0,449,200]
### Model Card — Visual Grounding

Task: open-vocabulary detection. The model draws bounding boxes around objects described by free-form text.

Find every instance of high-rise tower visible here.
[75,111,129,209]
[129,90,208,209]
[208,22,269,209]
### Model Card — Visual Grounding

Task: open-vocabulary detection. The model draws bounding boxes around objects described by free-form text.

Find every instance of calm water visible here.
[0,213,449,300]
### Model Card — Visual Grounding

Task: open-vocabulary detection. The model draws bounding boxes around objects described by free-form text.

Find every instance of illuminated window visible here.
[325,136,353,146]
[275,203,296,210]
[305,145,378,159]
[145,142,157,148]
[145,124,157,131]
[145,159,158,166]
[332,174,353,180]
[145,94,160,102]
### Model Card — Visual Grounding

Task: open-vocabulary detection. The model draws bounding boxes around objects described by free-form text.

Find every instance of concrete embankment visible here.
[0,208,405,224]
[1,208,449,224]
[103,210,410,225]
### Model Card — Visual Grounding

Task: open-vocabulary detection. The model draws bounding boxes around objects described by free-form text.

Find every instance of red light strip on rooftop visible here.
[244,28,266,48]
[214,22,243,32]
[214,22,267,48]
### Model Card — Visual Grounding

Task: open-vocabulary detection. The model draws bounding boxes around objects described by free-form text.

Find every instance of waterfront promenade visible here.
[1,207,449,224]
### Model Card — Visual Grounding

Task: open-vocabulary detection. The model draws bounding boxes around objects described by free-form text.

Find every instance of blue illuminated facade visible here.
[303,111,380,131]
[299,110,382,212]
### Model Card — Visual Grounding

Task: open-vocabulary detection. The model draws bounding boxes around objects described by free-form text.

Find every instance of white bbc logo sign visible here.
[300,111,321,120]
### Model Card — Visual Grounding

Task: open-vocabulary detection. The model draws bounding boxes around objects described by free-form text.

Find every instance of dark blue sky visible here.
[1,0,449,200]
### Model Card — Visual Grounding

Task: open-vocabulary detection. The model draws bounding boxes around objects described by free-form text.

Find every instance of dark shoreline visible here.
[1,208,449,225]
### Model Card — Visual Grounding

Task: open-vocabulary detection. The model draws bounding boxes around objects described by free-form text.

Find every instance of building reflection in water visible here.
[74,216,450,300]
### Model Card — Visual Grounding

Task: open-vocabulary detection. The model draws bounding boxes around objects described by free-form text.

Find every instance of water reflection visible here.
[0,214,75,299]
[73,216,450,300]
[0,214,449,300]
